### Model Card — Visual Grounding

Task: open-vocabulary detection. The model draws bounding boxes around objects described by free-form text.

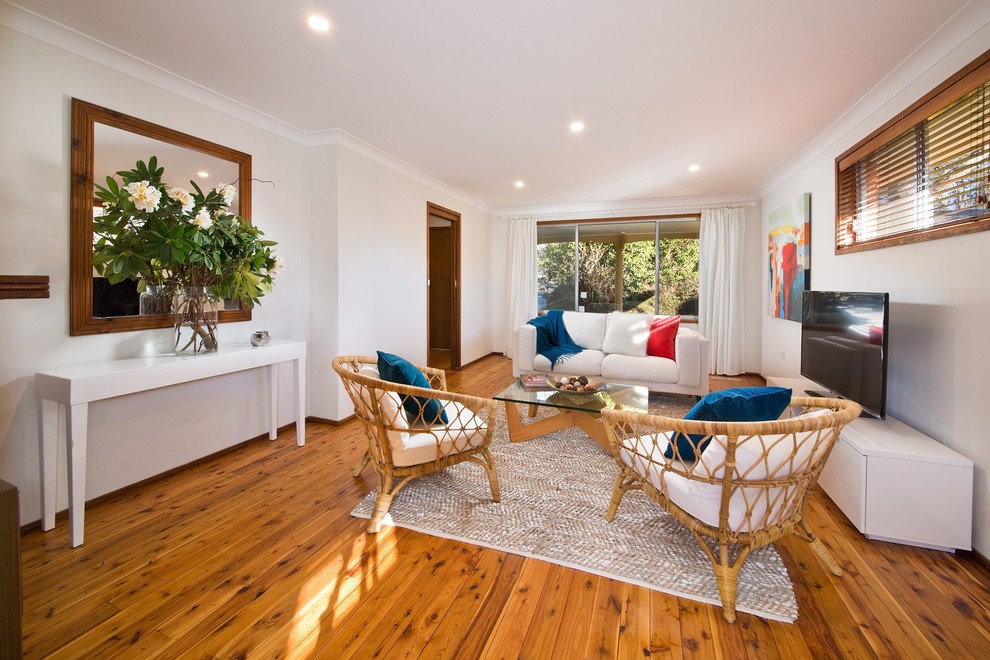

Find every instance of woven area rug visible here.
[350,394,799,622]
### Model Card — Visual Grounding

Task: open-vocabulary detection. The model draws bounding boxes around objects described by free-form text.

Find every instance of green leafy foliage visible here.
[92,158,283,307]
[537,235,698,315]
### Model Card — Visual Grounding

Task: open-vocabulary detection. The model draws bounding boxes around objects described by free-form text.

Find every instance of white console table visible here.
[767,375,973,551]
[36,339,307,547]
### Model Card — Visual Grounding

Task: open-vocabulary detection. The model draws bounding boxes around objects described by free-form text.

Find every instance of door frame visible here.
[426,202,461,369]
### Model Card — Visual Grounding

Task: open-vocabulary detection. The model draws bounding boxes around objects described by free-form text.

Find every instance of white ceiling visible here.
[8,0,974,210]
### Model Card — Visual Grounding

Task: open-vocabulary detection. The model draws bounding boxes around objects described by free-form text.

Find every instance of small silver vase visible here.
[250,330,271,347]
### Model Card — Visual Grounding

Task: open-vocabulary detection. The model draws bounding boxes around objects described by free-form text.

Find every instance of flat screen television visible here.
[800,290,889,418]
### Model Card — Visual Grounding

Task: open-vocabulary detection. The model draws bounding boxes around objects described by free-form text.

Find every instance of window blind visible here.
[836,51,990,253]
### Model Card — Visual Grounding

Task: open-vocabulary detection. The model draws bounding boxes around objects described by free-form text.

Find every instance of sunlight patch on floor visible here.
[284,526,400,658]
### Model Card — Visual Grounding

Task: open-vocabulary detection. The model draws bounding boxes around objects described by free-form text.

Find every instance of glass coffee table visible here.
[493,380,649,453]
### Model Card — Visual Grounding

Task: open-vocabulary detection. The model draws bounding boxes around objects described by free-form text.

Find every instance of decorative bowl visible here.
[546,376,606,395]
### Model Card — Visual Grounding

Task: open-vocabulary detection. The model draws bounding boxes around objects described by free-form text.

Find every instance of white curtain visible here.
[698,206,746,375]
[502,216,538,358]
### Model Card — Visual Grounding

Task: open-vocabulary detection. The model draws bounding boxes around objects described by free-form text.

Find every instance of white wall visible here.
[310,144,494,421]
[307,145,339,421]
[489,203,765,376]
[0,25,311,525]
[760,20,990,555]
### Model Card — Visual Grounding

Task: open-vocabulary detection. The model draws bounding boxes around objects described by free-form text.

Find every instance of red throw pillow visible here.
[646,315,680,359]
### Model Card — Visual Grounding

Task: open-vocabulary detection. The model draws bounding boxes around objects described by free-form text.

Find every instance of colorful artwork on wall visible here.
[768,193,810,322]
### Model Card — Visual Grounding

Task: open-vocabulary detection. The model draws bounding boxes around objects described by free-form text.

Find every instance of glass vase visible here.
[139,284,173,315]
[174,286,219,355]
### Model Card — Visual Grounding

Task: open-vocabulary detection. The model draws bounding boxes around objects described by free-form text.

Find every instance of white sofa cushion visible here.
[602,312,651,357]
[512,311,711,397]
[533,349,605,375]
[562,311,606,350]
[673,328,703,388]
[601,353,679,384]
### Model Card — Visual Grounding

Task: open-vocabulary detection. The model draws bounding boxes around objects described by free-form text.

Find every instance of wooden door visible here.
[429,225,454,349]
[426,203,461,370]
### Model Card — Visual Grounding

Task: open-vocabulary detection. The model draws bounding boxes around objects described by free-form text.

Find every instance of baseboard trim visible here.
[307,415,355,426]
[457,352,503,370]
[962,548,990,571]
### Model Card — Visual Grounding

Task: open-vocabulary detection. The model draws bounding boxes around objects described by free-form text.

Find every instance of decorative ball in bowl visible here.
[546,375,605,395]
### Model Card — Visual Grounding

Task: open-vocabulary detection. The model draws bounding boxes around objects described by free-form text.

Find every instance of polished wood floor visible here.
[19,355,990,658]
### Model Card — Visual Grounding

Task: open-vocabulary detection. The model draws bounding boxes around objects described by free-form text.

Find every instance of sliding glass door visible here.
[536,217,699,317]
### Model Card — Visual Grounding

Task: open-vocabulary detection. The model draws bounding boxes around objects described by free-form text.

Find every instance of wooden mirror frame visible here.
[69,98,253,336]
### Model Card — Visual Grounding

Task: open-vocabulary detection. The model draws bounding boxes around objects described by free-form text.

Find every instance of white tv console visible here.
[766,375,973,551]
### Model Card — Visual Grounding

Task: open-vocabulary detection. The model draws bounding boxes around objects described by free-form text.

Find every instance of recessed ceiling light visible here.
[197,171,209,178]
[515,180,525,188]
[570,121,585,133]
[688,164,701,172]
[308,15,331,32]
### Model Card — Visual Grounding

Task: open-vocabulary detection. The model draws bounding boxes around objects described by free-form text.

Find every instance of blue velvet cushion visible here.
[376,351,449,425]
[665,386,793,461]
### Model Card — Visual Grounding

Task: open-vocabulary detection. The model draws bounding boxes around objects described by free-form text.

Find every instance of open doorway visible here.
[427,202,461,370]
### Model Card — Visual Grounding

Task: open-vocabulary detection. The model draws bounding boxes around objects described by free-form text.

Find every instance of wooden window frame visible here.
[835,48,990,254]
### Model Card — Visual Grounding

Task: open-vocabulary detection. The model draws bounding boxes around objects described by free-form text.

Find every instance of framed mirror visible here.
[70,98,252,335]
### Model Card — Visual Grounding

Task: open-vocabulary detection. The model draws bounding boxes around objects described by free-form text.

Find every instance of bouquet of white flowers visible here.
[93,157,284,352]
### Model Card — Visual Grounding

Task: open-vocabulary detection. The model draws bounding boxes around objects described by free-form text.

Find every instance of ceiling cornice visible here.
[0,1,308,144]
[758,0,990,197]
[493,193,760,220]
[0,0,492,214]
[308,128,493,213]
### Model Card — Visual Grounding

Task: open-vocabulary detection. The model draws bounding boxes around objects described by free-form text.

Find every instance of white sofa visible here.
[512,311,710,397]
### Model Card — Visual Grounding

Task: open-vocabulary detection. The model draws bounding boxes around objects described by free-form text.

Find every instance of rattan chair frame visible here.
[332,355,500,533]
[600,396,861,622]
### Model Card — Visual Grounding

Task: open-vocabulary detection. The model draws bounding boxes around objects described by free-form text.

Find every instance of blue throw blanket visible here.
[528,310,583,369]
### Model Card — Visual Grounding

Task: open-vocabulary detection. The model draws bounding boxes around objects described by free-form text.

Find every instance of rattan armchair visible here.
[600,396,861,622]
[332,355,500,533]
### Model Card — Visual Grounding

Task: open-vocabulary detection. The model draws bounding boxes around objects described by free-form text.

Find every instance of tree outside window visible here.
[536,218,699,317]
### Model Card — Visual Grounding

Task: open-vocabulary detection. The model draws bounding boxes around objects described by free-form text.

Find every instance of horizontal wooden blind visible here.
[836,50,990,254]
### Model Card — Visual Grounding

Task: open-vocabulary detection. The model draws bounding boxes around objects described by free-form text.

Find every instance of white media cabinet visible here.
[766,375,973,551]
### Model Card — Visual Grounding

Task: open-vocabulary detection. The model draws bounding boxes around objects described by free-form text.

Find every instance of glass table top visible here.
[493,380,649,414]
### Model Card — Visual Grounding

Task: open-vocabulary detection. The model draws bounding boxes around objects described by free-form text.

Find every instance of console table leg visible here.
[66,403,88,547]
[38,398,58,532]
[267,365,278,441]
[294,357,306,446]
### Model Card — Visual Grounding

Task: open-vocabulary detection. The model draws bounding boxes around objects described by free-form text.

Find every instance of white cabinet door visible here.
[818,436,867,532]
[866,456,973,550]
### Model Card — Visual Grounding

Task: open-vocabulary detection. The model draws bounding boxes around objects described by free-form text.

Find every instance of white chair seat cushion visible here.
[616,434,726,528]
[533,349,604,375]
[675,408,833,532]
[601,353,679,383]
[562,311,606,350]
[388,401,488,467]
[602,312,651,357]
[619,434,794,533]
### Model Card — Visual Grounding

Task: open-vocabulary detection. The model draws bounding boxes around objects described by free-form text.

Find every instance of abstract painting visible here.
[768,193,810,322]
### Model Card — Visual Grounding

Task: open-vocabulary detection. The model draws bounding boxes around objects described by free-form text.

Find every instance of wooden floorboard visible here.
[18,354,990,658]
